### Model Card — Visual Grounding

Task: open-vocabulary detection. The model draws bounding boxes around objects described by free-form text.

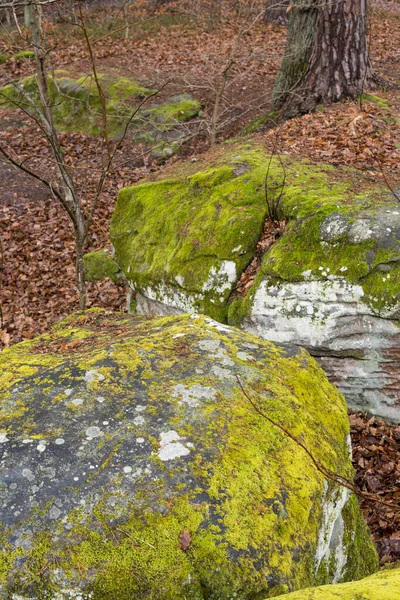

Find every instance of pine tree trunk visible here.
[264,0,288,26]
[273,0,375,117]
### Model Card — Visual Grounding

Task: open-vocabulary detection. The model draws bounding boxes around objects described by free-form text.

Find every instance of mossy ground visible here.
[0,310,378,599]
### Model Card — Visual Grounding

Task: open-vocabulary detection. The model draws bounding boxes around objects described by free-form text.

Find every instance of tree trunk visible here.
[273,0,375,117]
[264,0,288,26]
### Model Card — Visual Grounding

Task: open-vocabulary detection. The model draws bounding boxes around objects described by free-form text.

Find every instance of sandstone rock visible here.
[110,142,400,420]
[273,566,400,599]
[0,310,377,599]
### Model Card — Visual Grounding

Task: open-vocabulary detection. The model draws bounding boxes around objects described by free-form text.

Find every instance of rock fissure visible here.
[229,216,286,302]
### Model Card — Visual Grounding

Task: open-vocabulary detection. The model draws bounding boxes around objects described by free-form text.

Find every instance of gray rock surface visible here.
[0,311,378,599]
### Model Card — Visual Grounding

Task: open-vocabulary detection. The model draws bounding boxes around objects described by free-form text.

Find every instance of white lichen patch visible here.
[315,481,349,582]
[158,430,191,461]
[236,351,255,362]
[0,432,9,443]
[212,365,233,380]
[85,426,103,440]
[172,384,216,407]
[71,398,84,406]
[202,261,237,294]
[84,370,105,384]
[247,278,367,348]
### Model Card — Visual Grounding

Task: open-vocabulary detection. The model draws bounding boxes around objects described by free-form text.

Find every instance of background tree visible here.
[263,0,288,25]
[272,0,383,117]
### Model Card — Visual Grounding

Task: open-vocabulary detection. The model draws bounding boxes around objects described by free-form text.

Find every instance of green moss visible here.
[83,249,121,283]
[143,94,201,126]
[110,147,270,320]
[272,567,400,599]
[0,74,199,142]
[11,50,35,59]
[111,141,399,321]
[359,93,391,111]
[0,53,9,64]
[0,311,377,598]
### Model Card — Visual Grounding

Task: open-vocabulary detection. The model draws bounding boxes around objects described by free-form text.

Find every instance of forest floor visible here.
[0,0,400,565]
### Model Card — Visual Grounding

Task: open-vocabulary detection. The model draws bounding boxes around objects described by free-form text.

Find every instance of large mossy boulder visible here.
[0,310,377,599]
[273,566,400,599]
[110,142,400,421]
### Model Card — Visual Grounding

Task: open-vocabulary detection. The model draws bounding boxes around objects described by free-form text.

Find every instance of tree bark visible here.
[264,0,288,26]
[273,0,375,117]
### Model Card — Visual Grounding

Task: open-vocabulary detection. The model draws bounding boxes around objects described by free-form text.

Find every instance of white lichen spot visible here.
[49,506,61,520]
[175,275,184,287]
[172,384,216,407]
[37,442,46,453]
[135,405,147,412]
[236,351,255,362]
[85,426,103,439]
[212,365,233,379]
[64,388,73,396]
[158,430,191,462]
[0,432,9,443]
[123,466,132,474]
[198,339,220,352]
[133,415,145,426]
[136,437,145,444]
[84,370,105,384]
[55,438,65,445]
[71,398,84,406]
[22,439,33,444]
[22,468,35,481]
[173,333,185,339]
[96,396,105,403]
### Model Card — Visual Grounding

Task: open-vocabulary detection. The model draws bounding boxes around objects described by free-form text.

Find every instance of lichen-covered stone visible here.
[83,249,122,283]
[0,310,377,599]
[273,566,400,599]
[110,141,400,420]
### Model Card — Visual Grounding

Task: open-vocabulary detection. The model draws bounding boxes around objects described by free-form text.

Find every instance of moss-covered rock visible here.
[0,73,200,148]
[110,145,271,322]
[273,566,400,599]
[11,50,35,59]
[0,310,377,599]
[110,141,400,420]
[83,248,122,283]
